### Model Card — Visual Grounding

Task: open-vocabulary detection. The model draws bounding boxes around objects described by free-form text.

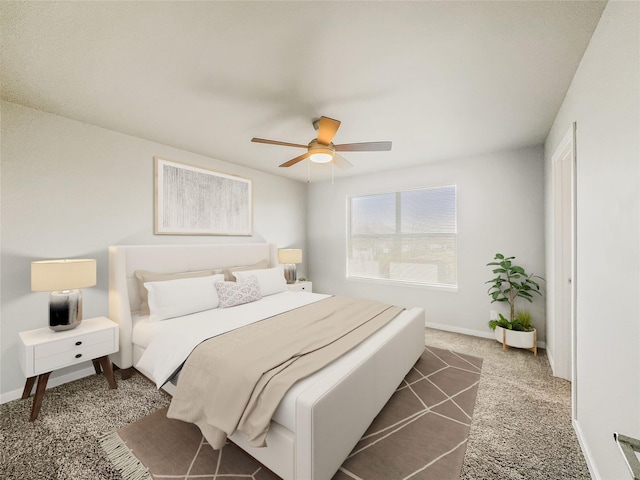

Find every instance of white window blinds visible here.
[347,185,457,287]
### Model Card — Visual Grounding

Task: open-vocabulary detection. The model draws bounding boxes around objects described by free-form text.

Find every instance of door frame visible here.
[551,123,577,418]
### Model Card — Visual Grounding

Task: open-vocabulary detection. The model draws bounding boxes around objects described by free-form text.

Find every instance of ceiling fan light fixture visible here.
[310,151,333,164]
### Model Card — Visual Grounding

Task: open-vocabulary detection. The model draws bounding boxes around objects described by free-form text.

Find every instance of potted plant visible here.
[486,253,544,355]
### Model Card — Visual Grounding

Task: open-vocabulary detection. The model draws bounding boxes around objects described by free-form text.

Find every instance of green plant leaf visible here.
[486,253,543,328]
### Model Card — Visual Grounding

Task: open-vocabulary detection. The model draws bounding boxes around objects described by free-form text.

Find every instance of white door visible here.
[551,124,576,406]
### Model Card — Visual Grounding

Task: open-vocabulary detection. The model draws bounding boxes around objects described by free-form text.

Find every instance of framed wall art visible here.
[154,157,252,235]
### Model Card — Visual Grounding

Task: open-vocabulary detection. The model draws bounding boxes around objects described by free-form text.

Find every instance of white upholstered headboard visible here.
[108,243,277,369]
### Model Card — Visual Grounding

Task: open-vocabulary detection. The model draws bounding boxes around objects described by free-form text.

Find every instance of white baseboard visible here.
[426,321,495,340]
[546,347,556,372]
[573,418,600,479]
[425,321,546,349]
[0,366,96,405]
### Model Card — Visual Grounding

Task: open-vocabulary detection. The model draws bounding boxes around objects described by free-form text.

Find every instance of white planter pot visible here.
[494,326,537,355]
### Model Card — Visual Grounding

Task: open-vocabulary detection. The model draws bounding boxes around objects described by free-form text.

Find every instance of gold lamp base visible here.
[282,264,297,284]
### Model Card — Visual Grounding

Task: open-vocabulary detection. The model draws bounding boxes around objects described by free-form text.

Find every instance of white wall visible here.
[544,2,640,478]
[0,101,308,400]
[308,145,546,341]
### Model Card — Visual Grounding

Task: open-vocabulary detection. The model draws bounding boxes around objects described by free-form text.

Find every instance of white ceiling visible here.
[1,1,606,182]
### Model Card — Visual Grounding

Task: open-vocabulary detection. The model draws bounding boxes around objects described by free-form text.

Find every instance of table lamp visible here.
[278,249,302,284]
[31,258,97,331]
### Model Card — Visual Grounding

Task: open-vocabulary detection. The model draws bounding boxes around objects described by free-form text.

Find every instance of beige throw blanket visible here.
[166,296,404,449]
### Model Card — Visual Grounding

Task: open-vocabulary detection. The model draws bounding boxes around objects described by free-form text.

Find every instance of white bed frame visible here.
[108,243,425,480]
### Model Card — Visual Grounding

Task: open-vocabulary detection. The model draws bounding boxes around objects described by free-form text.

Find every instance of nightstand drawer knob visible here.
[75,341,82,346]
[75,353,82,359]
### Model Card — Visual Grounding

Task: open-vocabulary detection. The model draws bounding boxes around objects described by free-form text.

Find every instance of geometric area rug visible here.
[100,347,482,480]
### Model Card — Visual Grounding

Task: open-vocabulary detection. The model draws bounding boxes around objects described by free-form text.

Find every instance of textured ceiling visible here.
[1,1,606,182]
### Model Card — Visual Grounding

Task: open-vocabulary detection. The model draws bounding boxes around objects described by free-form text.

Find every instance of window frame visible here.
[346,184,458,291]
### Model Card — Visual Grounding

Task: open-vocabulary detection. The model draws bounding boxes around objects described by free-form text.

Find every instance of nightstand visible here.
[287,281,313,292]
[18,316,119,421]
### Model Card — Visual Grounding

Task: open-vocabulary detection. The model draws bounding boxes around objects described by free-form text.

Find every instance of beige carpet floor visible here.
[425,328,591,479]
[104,346,482,480]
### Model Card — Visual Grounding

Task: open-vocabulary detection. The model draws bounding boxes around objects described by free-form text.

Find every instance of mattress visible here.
[131,314,161,349]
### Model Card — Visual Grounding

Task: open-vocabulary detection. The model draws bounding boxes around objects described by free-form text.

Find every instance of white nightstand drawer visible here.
[287,281,313,292]
[34,339,116,373]
[35,328,114,358]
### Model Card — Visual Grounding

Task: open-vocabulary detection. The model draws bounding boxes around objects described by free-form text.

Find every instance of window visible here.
[347,185,457,288]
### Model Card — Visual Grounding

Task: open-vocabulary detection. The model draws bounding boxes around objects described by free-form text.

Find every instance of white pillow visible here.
[145,274,224,322]
[216,276,262,308]
[232,266,287,296]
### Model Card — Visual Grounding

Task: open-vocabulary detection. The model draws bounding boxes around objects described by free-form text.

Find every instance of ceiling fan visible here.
[251,116,392,169]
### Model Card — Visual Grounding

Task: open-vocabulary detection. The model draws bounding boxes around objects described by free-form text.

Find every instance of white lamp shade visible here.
[31,259,97,292]
[278,249,302,264]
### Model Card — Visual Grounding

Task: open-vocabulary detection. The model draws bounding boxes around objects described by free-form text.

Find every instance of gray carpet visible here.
[426,328,590,480]
[0,329,590,479]
[0,371,171,479]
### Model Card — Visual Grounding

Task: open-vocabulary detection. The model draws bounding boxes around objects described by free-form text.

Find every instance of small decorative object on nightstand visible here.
[18,316,119,421]
[287,281,312,293]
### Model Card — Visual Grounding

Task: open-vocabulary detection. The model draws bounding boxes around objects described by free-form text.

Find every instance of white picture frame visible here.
[154,157,252,236]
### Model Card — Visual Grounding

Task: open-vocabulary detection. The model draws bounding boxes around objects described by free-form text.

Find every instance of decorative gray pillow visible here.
[215,275,262,308]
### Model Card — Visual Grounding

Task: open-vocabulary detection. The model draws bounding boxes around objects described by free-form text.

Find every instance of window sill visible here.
[346,276,458,293]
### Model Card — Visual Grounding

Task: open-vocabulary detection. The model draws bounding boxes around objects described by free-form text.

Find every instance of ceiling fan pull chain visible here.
[307,158,311,183]
[331,162,334,185]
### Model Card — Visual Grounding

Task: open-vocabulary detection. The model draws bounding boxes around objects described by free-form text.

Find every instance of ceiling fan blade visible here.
[332,154,353,170]
[251,138,307,149]
[317,116,341,145]
[279,152,312,167]
[334,141,392,152]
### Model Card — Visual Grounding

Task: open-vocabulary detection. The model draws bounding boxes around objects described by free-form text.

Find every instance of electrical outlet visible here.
[490,310,498,320]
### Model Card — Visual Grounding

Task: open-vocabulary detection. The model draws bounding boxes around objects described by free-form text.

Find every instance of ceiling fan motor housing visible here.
[308,140,334,163]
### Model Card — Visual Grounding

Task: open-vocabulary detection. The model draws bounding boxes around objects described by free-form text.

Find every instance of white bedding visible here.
[135,291,330,388]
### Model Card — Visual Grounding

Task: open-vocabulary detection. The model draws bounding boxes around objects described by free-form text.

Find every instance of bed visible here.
[108,243,426,480]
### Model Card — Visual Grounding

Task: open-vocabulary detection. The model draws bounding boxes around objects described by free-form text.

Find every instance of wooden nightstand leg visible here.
[96,356,117,390]
[30,372,51,422]
[22,376,37,399]
[92,358,102,374]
